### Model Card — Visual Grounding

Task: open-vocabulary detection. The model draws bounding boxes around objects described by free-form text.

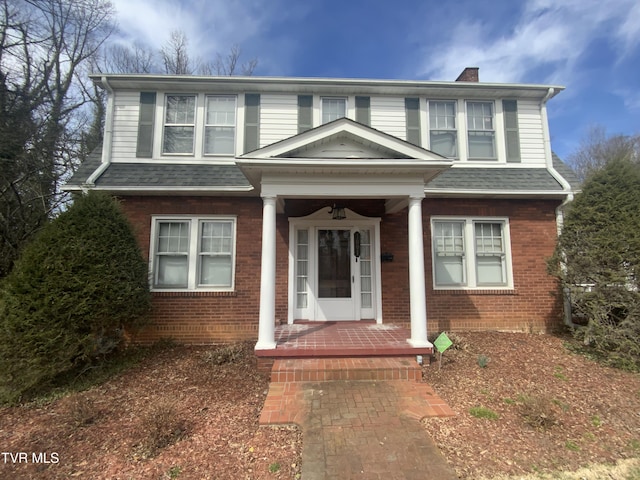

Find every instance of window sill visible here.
[152,290,237,297]
[432,288,516,295]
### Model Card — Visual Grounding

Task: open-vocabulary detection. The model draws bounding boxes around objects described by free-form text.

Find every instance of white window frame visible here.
[466,101,497,160]
[162,94,197,155]
[150,216,237,292]
[321,97,347,124]
[431,217,513,290]
[428,100,458,158]
[203,95,237,156]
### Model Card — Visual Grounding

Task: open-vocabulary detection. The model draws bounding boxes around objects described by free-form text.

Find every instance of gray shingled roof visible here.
[65,159,251,189]
[94,163,250,188]
[425,167,564,191]
[552,153,581,188]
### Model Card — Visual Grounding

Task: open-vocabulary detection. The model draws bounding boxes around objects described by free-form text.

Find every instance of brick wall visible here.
[118,195,563,345]
[119,196,265,344]
[425,198,563,333]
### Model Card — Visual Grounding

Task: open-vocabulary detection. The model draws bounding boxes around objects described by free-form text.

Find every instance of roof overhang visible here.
[91,74,564,101]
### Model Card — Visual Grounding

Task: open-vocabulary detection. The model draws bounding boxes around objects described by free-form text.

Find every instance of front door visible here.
[289,208,380,322]
[316,229,354,320]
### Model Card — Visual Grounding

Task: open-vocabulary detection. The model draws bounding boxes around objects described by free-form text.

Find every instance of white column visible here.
[255,195,277,350]
[407,196,431,347]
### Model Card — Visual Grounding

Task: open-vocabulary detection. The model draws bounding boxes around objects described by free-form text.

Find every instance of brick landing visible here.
[259,357,455,426]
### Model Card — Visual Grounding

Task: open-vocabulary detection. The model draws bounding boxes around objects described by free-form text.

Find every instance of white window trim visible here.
[427,99,459,159]
[162,94,197,156]
[431,216,513,290]
[203,94,237,156]
[149,215,237,292]
[465,100,497,161]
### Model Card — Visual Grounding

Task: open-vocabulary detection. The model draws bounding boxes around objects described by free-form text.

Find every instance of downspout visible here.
[84,76,114,189]
[540,87,579,328]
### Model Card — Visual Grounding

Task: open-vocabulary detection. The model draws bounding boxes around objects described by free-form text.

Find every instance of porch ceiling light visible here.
[329,204,346,220]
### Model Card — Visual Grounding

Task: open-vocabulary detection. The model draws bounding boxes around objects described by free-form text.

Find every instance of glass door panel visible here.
[317,229,351,298]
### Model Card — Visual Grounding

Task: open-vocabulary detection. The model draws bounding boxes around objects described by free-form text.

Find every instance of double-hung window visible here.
[466,101,496,159]
[163,95,196,154]
[152,217,236,291]
[432,218,511,288]
[204,95,236,155]
[321,97,347,124]
[429,101,457,157]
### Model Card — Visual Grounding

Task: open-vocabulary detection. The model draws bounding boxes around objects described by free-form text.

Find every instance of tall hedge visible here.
[550,158,640,369]
[0,191,151,402]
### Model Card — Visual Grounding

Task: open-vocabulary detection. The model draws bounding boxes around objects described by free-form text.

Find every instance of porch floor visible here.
[255,321,433,358]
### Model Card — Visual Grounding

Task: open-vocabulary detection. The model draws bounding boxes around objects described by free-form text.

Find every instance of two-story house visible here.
[65,68,578,353]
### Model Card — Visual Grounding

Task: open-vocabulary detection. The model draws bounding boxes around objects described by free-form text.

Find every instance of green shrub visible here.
[0,191,151,403]
[550,158,640,370]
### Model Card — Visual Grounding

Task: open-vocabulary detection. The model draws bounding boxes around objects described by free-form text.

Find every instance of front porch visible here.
[255,321,434,358]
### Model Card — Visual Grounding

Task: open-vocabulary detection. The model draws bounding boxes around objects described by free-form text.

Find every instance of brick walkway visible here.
[260,375,458,479]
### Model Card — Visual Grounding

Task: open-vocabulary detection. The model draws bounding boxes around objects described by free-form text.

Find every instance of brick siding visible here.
[118,195,563,344]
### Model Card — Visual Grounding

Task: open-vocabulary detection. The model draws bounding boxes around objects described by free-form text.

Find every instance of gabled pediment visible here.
[240,118,446,161]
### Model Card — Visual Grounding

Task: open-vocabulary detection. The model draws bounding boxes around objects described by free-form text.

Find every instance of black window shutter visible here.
[244,93,260,153]
[136,92,156,158]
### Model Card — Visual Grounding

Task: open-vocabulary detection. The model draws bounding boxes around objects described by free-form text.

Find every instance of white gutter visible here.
[84,76,115,188]
[539,87,575,231]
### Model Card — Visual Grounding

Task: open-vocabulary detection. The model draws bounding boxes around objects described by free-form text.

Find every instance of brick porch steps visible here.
[270,356,424,383]
[259,357,456,426]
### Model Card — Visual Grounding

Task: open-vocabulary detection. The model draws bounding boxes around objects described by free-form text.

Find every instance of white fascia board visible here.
[91,74,565,100]
[424,188,570,199]
[81,186,255,195]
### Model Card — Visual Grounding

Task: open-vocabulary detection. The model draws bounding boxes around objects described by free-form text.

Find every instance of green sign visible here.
[434,332,453,353]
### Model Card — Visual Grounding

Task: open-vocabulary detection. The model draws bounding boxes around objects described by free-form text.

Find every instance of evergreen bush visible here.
[0,191,151,403]
[550,158,640,370]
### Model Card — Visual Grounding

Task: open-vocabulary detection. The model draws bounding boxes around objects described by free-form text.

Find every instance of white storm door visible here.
[316,228,355,320]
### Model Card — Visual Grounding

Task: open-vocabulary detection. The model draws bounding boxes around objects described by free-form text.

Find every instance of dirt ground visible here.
[425,331,640,479]
[0,332,639,479]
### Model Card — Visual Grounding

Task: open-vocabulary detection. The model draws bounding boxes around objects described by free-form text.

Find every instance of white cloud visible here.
[419,0,640,84]
[110,0,273,63]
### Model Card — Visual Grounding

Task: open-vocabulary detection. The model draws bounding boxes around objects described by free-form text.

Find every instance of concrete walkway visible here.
[260,379,458,479]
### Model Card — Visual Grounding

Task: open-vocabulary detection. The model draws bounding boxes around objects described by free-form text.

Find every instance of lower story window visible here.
[152,216,236,291]
[432,217,512,289]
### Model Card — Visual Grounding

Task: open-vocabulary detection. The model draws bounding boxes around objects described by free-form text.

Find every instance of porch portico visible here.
[235,118,451,352]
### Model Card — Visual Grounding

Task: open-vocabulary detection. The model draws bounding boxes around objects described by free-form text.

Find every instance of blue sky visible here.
[110,0,640,160]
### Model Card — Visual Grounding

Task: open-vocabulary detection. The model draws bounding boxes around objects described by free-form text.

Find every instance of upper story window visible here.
[432,218,512,289]
[322,97,347,124]
[466,101,496,159]
[429,101,457,157]
[151,216,236,291]
[205,95,236,155]
[163,95,196,154]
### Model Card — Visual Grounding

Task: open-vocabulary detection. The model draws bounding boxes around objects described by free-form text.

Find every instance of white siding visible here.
[110,91,140,161]
[260,94,298,148]
[370,97,406,140]
[517,99,546,165]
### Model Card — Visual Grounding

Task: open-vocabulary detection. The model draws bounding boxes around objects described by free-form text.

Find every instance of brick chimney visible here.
[455,67,479,82]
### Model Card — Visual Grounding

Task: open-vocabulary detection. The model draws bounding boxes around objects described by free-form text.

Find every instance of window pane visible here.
[206,96,236,125]
[157,256,188,287]
[199,256,232,286]
[204,126,235,155]
[322,98,346,124]
[430,131,457,157]
[434,222,464,253]
[475,223,503,253]
[157,222,189,253]
[201,221,233,253]
[165,95,195,124]
[163,126,194,154]
[476,256,504,285]
[435,256,464,285]
[468,131,495,158]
